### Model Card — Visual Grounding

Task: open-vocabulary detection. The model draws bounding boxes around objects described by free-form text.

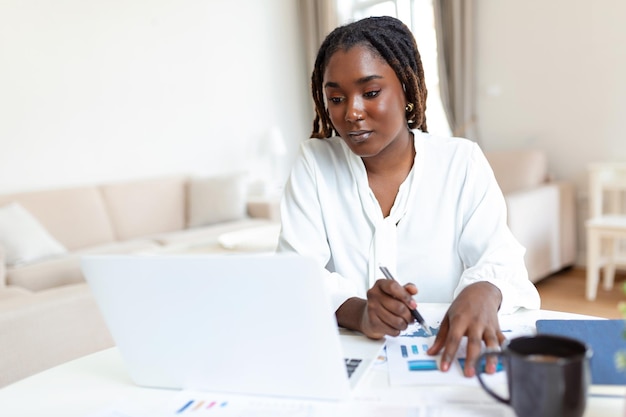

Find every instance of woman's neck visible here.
[364,130,415,217]
[363,129,415,178]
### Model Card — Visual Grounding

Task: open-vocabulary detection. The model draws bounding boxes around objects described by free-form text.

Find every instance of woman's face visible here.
[323,44,410,158]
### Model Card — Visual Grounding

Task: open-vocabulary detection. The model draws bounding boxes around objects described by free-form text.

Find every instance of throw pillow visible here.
[187,173,248,228]
[0,202,67,266]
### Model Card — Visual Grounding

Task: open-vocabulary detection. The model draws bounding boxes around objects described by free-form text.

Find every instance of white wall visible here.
[477,0,626,183]
[4,0,623,262]
[475,0,626,261]
[0,0,311,194]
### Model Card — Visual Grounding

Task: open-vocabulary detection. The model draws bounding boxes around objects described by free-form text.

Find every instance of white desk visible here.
[0,306,623,417]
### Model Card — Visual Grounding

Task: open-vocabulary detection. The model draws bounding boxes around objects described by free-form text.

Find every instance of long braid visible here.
[310,16,428,139]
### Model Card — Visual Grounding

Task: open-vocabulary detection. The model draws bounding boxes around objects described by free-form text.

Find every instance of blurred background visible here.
[1,0,625,264]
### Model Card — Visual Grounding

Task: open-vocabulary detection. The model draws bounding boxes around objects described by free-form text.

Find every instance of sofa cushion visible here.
[187,173,247,228]
[0,203,67,266]
[6,254,84,291]
[0,186,116,251]
[217,223,281,252]
[0,245,5,287]
[7,239,161,291]
[0,286,32,301]
[0,283,114,387]
[100,176,186,241]
[75,238,161,255]
[150,218,271,248]
[485,150,549,194]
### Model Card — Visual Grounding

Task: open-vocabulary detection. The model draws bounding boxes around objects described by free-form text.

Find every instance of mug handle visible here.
[475,349,510,405]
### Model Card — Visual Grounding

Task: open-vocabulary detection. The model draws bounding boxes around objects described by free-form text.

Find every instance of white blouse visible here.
[277,130,540,314]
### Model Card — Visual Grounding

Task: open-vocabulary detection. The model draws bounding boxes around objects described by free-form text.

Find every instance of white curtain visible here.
[433,0,478,141]
[298,0,341,78]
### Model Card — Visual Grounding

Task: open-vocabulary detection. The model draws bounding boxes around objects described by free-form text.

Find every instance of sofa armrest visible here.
[0,245,6,288]
[0,284,114,387]
[552,180,578,267]
[246,197,281,222]
[505,184,563,283]
[504,180,577,283]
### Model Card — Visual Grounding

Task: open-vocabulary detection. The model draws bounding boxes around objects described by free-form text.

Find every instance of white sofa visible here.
[0,174,278,387]
[485,149,577,283]
[0,149,576,387]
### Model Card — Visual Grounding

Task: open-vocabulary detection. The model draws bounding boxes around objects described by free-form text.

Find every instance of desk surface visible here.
[0,306,624,417]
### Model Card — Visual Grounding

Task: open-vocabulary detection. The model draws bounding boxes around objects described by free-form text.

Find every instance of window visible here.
[337,0,451,137]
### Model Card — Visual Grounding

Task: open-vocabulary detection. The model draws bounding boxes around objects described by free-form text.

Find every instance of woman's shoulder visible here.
[293,137,354,175]
[416,130,478,154]
[301,136,344,149]
[415,130,487,172]
[299,136,348,159]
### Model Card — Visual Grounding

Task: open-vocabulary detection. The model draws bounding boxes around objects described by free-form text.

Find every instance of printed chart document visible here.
[85,390,515,417]
[386,304,535,387]
[82,304,531,417]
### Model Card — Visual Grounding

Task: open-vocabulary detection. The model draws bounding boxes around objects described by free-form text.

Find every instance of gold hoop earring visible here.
[405,103,414,113]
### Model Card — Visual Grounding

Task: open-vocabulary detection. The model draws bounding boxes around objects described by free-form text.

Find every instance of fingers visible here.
[436,324,504,377]
[429,282,503,376]
[438,321,465,374]
[403,282,418,297]
[379,279,417,308]
[426,309,503,377]
[372,279,417,316]
[366,297,411,335]
[427,317,448,356]
[362,280,417,337]
[463,333,485,377]
[481,329,504,374]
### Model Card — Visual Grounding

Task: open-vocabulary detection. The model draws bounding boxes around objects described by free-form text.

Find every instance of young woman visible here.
[277,16,540,377]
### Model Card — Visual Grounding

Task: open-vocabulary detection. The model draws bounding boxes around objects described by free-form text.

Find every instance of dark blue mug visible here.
[476,334,592,417]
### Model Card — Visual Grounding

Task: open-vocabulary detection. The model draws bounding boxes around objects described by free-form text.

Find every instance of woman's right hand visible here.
[336,279,418,339]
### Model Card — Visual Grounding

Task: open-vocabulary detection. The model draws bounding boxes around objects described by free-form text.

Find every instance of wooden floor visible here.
[535,266,626,319]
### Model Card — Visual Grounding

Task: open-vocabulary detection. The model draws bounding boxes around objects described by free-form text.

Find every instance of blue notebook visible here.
[535,319,626,385]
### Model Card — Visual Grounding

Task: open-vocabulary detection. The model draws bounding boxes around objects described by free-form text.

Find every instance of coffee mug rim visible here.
[504,334,592,364]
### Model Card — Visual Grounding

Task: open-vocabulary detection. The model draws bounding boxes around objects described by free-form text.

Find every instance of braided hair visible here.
[310,16,428,139]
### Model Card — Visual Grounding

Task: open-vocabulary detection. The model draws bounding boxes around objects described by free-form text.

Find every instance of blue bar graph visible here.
[408,360,438,371]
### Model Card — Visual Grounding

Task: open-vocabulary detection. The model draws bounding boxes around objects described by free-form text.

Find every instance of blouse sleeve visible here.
[276,143,362,311]
[455,143,541,314]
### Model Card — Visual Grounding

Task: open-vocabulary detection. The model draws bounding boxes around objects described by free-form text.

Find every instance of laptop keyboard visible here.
[344,358,362,378]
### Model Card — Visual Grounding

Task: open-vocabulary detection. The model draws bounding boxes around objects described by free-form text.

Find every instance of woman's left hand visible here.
[426,281,505,377]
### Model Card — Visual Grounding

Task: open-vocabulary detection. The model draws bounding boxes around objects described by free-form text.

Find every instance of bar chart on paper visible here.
[400,325,439,339]
[175,399,230,414]
[88,392,319,417]
[385,305,534,387]
[398,341,439,371]
[169,393,314,416]
[386,321,444,384]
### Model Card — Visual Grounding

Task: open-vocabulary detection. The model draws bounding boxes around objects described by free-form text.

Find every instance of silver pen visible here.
[379,265,433,336]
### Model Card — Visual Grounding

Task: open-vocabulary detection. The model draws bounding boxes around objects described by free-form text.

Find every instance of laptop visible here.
[81,253,385,401]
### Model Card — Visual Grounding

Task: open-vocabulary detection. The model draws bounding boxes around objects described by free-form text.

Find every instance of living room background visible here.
[1,0,625,262]
[0,0,310,194]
